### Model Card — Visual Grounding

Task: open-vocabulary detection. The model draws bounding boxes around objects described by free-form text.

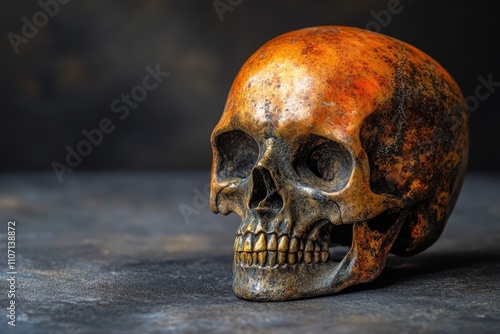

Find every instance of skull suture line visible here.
[210,26,468,301]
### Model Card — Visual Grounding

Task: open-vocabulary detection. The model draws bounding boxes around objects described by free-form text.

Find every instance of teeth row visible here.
[234,233,328,253]
[235,251,330,267]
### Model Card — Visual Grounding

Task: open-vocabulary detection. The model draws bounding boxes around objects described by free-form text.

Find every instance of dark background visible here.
[2,0,499,177]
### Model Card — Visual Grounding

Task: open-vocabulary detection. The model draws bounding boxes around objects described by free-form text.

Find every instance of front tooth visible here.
[321,251,329,262]
[297,251,303,262]
[278,235,289,252]
[267,251,277,266]
[288,253,297,265]
[305,240,314,252]
[236,236,244,252]
[245,253,252,266]
[278,252,286,265]
[255,233,266,252]
[304,252,312,264]
[243,234,253,252]
[289,237,298,252]
[258,251,267,266]
[268,234,278,251]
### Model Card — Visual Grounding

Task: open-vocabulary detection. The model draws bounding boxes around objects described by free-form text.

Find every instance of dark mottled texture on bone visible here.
[210,26,468,301]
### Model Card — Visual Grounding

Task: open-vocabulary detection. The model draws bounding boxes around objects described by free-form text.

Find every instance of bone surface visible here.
[210,26,469,301]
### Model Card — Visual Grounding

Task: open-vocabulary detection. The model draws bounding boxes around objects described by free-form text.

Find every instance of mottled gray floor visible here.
[0,172,499,333]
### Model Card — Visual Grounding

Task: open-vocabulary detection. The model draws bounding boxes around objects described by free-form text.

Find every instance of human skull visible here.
[210,26,468,301]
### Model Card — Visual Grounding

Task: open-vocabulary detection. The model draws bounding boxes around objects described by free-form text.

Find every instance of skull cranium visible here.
[210,26,468,301]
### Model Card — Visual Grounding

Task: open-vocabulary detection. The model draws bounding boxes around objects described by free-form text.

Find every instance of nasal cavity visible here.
[249,167,283,213]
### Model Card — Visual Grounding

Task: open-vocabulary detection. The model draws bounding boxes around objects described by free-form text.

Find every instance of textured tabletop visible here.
[0,172,499,333]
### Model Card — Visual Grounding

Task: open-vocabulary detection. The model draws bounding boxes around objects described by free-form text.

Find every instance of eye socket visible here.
[308,142,338,182]
[216,130,259,180]
[294,136,353,192]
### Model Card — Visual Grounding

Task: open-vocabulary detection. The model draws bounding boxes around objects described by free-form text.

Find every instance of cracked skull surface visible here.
[210,26,468,301]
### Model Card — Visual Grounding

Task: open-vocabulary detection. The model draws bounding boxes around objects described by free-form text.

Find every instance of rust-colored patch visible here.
[210,26,468,300]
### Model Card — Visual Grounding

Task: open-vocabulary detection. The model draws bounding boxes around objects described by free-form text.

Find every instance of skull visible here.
[210,26,468,301]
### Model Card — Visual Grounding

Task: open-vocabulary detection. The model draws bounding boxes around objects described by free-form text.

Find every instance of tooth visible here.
[234,252,240,264]
[267,251,277,266]
[255,233,266,252]
[314,242,321,252]
[288,253,296,265]
[278,235,289,252]
[304,252,313,264]
[278,252,286,265]
[252,252,257,266]
[233,237,239,252]
[258,251,267,266]
[245,253,252,266]
[299,240,305,251]
[321,251,329,262]
[236,236,244,252]
[268,234,278,251]
[305,240,314,252]
[321,242,329,252]
[238,235,245,252]
[297,251,303,262]
[289,237,298,252]
[314,252,321,263]
[243,234,253,252]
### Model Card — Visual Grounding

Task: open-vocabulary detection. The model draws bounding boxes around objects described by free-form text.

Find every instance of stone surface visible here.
[0,172,499,333]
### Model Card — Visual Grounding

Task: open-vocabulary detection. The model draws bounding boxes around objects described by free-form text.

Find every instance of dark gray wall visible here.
[2,0,499,173]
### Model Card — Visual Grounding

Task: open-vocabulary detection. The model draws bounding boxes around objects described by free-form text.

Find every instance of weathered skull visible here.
[210,26,468,301]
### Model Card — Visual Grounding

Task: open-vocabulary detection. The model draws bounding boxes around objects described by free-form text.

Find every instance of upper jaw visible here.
[234,219,333,267]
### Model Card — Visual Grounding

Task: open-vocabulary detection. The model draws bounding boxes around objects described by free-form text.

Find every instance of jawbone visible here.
[232,216,406,301]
